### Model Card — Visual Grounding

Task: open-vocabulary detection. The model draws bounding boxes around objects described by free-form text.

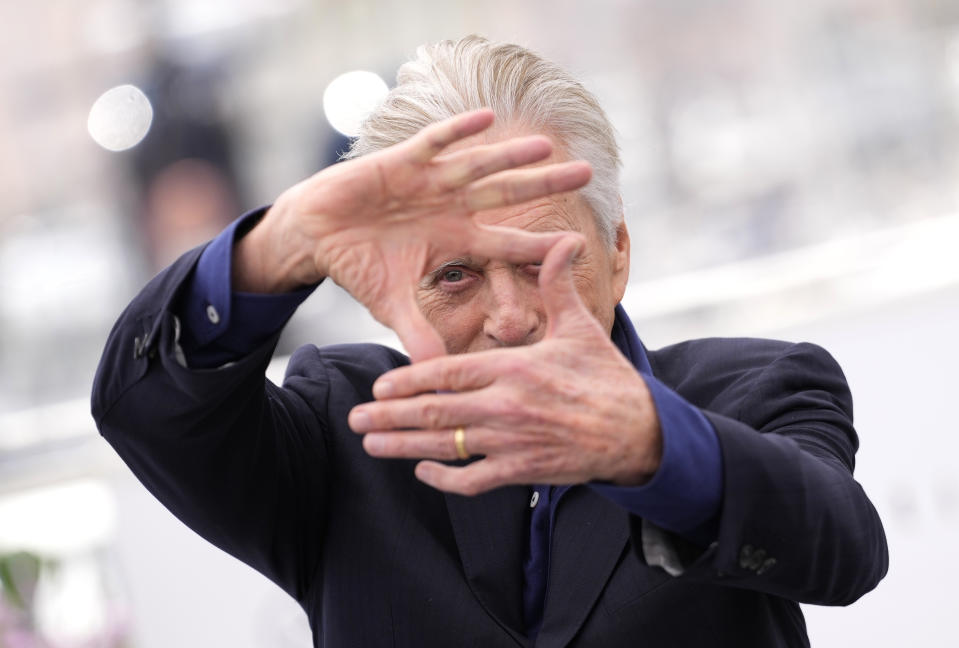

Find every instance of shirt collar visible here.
[610,303,652,376]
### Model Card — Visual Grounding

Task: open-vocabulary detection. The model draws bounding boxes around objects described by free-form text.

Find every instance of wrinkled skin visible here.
[238,110,662,494]
[236,110,590,361]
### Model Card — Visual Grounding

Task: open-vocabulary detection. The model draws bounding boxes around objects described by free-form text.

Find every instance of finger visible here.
[463,161,592,212]
[434,135,552,188]
[465,224,567,267]
[363,426,531,460]
[372,349,519,399]
[362,430,463,461]
[415,456,529,496]
[380,284,448,363]
[406,109,495,163]
[539,234,598,338]
[349,390,492,432]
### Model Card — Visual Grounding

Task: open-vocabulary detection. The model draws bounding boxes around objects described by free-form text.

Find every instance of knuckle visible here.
[499,354,526,376]
[420,401,444,429]
[395,437,416,457]
[426,131,447,153]
[455,191,472,213]
[464,361,491,388]
[511,357,541,384]
[444,357,487,391]
[441,361,467,389]
[446,434,460,460]
[492,394,527,423]
[466,157,490,180]
[503,179,517,205]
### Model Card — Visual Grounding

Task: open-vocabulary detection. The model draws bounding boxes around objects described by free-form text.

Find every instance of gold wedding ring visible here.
[453,427,469,460]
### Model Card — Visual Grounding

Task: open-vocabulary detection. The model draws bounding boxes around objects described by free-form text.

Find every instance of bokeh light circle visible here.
[87,84,154,151]
[323,70,389,137]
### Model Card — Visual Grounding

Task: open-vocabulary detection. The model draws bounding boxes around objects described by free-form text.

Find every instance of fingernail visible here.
[364,434,384,454]
[350,410,371,432]
[373,380,394,399]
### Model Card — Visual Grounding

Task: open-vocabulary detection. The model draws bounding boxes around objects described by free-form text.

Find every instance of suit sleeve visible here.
[637,342,888,606]
[90,245,332,604]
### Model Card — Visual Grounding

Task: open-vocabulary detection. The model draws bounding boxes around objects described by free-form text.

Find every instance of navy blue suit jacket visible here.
[92,245,887,647]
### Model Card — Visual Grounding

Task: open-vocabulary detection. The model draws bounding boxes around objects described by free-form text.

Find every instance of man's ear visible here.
[611,220,630,302]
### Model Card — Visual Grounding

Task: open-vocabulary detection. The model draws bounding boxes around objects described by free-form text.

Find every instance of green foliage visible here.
[0,551,43,611]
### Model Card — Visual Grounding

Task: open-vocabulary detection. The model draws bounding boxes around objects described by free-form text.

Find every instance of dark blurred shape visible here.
[129,57,241,270]
[144,157,237,268]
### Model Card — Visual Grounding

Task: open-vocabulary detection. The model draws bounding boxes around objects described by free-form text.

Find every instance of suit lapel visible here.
[445,485,530,646]
[536,486,630,648]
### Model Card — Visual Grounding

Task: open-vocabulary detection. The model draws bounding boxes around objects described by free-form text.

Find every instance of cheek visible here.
[572,267,615,328]
[571,266,601,303]
[417,293,485,354]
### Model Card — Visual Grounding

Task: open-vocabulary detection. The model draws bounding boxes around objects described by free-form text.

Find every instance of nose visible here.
[482,270,542,347]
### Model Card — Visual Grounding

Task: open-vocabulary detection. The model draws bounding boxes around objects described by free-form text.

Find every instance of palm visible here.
[293,110,591,360]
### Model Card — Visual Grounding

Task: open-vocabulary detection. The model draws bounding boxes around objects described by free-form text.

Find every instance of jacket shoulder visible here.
[646,337,849,418]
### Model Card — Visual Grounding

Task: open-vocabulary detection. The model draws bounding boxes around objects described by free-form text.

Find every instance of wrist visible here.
[233,194,326,293]
[609,377,664,486]
[610,432,663,487]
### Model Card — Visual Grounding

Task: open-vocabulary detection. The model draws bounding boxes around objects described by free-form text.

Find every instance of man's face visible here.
[416,130,630,355]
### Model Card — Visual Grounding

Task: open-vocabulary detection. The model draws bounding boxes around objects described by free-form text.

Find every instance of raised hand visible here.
[347,235,664,495]
[235,110,591,361]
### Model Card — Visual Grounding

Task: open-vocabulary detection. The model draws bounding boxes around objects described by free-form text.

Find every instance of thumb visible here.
[539,234,593,338]
[382,286,448,363]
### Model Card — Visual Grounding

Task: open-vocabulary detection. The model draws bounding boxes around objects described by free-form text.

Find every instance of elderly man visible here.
[92,36,887,647]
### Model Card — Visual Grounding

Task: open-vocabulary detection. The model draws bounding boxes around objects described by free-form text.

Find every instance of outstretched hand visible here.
[237,109,591,361]
[348,235,664,495]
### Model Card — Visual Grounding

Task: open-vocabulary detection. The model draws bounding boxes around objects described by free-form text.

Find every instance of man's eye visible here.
[442,269,464,282]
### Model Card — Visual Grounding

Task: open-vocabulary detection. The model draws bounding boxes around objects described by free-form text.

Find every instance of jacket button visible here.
[739,544,768,571]
[206,304,220,324]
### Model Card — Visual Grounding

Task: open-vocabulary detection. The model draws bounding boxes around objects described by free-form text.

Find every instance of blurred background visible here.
[1,0,957,645]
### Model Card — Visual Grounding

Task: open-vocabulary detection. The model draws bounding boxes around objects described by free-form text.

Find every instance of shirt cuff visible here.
[590,374,723,545]
[178,207,317,368]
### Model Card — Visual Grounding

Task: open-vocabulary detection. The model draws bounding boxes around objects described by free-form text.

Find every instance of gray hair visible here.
[345,35,622,246]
